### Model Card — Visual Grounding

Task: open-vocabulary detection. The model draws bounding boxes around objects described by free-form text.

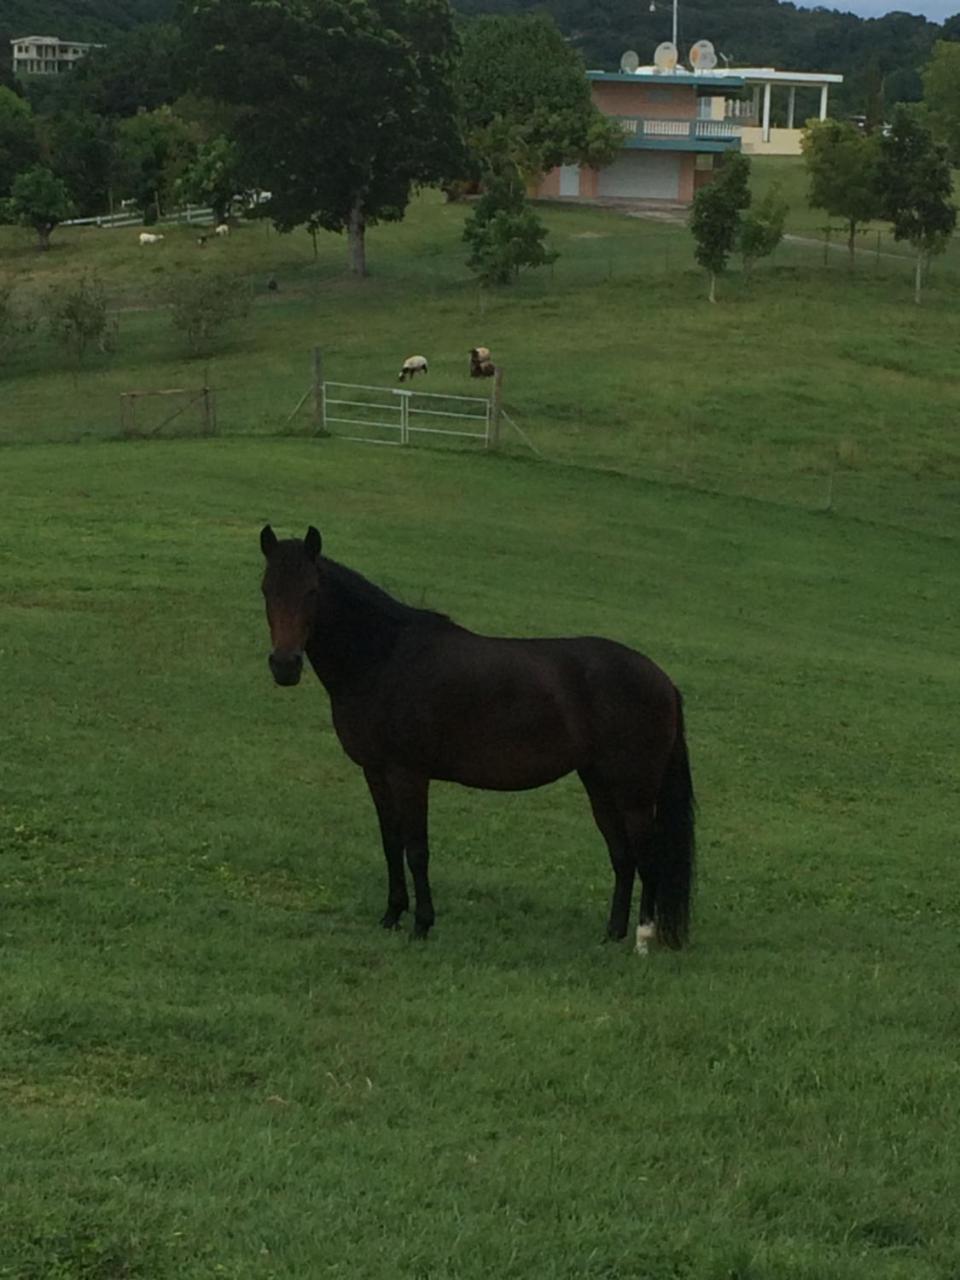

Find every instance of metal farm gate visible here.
[321,381,493,448]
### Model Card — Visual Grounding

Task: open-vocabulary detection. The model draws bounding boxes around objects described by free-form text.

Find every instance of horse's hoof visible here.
[411,922,433,941]
[380,912,404,929]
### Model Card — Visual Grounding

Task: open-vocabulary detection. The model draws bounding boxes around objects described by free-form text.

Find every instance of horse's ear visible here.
[260,525,278,558]
[304,526,322,560]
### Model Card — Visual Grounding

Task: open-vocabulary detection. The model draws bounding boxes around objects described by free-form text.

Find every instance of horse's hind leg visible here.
[364,768,409,929]
[580,773,634,941]
[628,808,659,954]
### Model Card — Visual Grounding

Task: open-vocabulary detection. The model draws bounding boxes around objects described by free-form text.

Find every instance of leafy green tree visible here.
[0,86,38,198]
[463,164,557,285]
[923,40,960,163]
[877,104,957,303]
[45,273,111,364]
[54,26,184,119]
[689,153,751,303]
[165,271,252,356]
[801,119,881,269]
[738,183,788,275]
[179,0,464,277]
[174,136,240,222]
[456,13,622,183]
[39,111,115,216]
[114,107,196,221]
[6,164,73,249]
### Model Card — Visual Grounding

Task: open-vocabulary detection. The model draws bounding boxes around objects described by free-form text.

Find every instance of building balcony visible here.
[616,117,742,152]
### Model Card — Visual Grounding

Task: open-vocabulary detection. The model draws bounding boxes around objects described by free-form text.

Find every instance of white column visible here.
[787,86,796,129]
[752,86,761,123]
[819,85,828,120]
[762,82,772,143]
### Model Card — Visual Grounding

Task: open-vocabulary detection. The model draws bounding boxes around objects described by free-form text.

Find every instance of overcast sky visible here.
[793,0,957,19]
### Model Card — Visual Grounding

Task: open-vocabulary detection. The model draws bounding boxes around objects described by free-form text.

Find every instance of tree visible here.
[463,164,557,285]
[456,14,622,183]
[114,107,196,220]
[6,165,73,249]
[877,104,957,303]
[689,153,751,303]
[0,86,38,198]
[174,136,241,223]
[801,119,881,269]
[165,271,251,356]
[923,40,960,164]
[179,0,464,277]
[45,273,111,365]
[54,26,184,119]
[738,184,788,275]
[39,111,115,216]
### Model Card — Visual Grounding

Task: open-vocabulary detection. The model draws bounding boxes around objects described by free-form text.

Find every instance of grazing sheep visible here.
[139,232,165,246]
[197,235,208,247]
[469,346,495,378]
[214,223,230,238]
[398,355,428,382]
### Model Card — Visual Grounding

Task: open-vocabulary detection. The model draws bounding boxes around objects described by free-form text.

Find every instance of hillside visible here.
[0,0,171,42]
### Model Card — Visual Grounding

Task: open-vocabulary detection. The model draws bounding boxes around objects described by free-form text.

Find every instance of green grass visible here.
[3,173,959,540]
[2,437,959,1279]
[2,163,960,1275]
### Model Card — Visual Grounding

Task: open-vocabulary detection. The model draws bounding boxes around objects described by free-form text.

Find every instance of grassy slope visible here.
[2,174,960,538]
[2,438,959,1279]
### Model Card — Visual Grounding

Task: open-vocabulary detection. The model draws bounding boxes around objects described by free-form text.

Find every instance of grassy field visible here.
[2,436,959,1279]
[2,167,960,538]
[2,158,960,1276]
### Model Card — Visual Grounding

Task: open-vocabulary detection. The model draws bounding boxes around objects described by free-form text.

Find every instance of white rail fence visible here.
[321,381,494,447]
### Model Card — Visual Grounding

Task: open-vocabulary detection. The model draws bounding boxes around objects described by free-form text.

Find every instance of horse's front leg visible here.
[363,767,408,928]
[388,769,434,939]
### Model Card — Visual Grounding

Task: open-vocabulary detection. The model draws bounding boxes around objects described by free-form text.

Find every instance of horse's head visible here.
[259,524,323,687]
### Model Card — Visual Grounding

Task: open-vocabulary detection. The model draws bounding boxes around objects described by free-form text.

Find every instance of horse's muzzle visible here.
[268,651,303,687]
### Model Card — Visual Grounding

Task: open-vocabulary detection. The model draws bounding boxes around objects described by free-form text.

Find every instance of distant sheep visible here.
[139,232,164,246]
[469,346,495,378]
[214,223,230,238]
[197,235,208,247]
[398,355,428,382]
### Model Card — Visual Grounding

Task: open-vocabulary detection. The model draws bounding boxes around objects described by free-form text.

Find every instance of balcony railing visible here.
[617,117,742,142]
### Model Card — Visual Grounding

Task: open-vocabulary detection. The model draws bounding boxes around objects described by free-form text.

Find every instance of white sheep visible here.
[214,223,230,238]
[138,232,165,246]
[398,355,428,382]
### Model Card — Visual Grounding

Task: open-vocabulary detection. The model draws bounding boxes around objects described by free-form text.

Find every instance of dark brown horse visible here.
[259,525,695,952]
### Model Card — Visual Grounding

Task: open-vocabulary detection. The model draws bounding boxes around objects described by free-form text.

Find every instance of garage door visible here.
[597,152,681,200]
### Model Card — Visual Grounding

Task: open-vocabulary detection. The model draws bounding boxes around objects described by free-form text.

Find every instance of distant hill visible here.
[454,0,954,113]
[0,0,172,42]
[2,0,955,115]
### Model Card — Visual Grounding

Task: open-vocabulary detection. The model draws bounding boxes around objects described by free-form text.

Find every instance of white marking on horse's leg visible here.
[635,923,656,956]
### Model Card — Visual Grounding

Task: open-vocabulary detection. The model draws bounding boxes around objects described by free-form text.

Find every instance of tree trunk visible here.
[847,221,856,271]
[914,251,924,305]
[708,271,716,303]
[347,201,367,277]
[37,223,51,251]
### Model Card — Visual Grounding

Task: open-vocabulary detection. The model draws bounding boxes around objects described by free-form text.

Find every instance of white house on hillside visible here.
[11,35,105,76]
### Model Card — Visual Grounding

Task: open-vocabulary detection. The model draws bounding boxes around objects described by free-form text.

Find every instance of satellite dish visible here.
[620,49,640,73]
[689,39,718,71]
[653,41,678,72]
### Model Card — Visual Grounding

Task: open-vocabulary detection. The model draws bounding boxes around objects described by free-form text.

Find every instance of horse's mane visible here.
[324,558,451,630]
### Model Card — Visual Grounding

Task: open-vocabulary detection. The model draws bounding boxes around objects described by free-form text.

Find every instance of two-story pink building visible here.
[534,68,745,206]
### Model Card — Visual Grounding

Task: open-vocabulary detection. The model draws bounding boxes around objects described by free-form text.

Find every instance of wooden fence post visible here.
[313,347,324,431]
[489,366,504,450]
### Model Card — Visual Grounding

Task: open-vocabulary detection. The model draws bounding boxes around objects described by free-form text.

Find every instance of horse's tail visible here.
[652,688,696,949]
